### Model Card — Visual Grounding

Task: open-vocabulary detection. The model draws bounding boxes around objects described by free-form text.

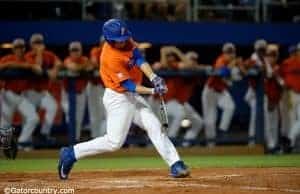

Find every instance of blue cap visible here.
[102,19,132,42]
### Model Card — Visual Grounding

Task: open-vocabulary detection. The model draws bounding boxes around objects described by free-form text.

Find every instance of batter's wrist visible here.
[150,88,155,95]
[149,73,157,82]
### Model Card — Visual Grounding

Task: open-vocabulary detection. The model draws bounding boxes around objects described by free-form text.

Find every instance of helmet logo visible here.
[121,27,125,35]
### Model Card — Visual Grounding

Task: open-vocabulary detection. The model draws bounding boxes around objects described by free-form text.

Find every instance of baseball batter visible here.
[58,19,189,179]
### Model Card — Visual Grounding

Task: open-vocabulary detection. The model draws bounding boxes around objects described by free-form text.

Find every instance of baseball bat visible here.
[159,95,169,132]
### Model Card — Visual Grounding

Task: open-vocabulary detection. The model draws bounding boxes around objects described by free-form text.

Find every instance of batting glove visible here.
[151,75,168,95]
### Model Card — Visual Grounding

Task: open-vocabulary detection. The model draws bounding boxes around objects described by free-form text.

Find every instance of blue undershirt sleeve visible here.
[121,79,137,92]
[132,48,146,67]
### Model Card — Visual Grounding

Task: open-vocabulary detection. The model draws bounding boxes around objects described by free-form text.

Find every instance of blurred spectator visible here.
[282,43,300,152]
[279,45,296,144]
[25,33,61,142]
[85,1,113,20]
[171,0,189,21]
[243,39,267,146]
[62,41,92,142]
[201,43,237,147]
[158,46,203,146]
[125,0,144,20]
[0,38,40,149]
[88,36,106,138]
[263,44,282,153]
[145,0,171,21]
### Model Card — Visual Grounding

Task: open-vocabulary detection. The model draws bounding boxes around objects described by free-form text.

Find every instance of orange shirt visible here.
[25,50,59,91]
[63,56,89,93]
[281,56,300,93]
[0,54,29,93]
[206,54,229,92]
[100,42,143,93]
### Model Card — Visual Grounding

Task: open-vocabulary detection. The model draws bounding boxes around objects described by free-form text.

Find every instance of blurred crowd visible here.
[1,0,299,22]
[86,0,189,21]
[1,33,300,154]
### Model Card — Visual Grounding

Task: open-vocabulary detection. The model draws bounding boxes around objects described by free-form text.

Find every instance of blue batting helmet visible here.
[102,19,132,43]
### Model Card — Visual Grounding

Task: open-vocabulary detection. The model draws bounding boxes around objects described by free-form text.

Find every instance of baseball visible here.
[181,119,192,128]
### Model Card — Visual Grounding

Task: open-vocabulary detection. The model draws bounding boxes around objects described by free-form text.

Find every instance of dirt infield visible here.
[1,168,300,194]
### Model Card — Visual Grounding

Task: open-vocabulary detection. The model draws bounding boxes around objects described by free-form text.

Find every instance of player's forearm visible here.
[140,62,157,81]
[135,85,154,95]
[121,79,154,95]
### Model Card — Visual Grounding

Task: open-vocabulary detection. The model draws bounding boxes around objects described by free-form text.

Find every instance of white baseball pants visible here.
[1,90,39,143]
[244,87,256,143]
[264,96,279,149]
[201,86,235,145]
[74,88,180,166]
[24,90,57,136]
[166,100,203,140]
[288,91,300,147]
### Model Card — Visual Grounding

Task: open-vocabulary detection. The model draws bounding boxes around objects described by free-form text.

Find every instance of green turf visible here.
[0,155,300,172]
